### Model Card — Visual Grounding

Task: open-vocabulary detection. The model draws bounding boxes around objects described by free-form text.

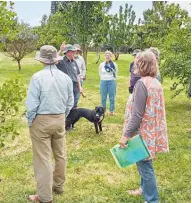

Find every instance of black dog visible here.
[65,106,105,134]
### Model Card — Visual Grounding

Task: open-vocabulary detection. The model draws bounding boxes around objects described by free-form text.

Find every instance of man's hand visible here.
[60,42,66,52]
[80,76,85,80]
[79,86,83,93]
[80,91,86,98]
[119,136,129,148]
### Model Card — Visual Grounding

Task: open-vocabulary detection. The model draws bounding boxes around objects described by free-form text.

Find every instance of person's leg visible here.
[51,115,66,194]
[136,160,159,203]
[73,82,80,108]
[29,115,53,203]
[108,80,116,113]
[100,80,108,112]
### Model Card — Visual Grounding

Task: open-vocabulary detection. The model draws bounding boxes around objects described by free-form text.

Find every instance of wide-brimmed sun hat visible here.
[35,45,62,64]
[73,44,82,51]
[63,44,77,54]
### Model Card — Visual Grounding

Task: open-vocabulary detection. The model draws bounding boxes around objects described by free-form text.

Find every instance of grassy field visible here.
[0,52,190,203]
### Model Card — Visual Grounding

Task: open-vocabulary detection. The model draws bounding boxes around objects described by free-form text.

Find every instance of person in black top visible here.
[57,44,83,108]
[129,49,141,94]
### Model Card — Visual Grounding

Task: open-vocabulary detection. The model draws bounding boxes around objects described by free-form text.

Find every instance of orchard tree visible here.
[91,7,112,64]
[106,3,136,60]
[4,22,37,70]
[138,2,190,49]
[38,1,112,66]
[63,1,112,66]
[138,1,191,97]
[35,2,112,65]
[161,7,191,97]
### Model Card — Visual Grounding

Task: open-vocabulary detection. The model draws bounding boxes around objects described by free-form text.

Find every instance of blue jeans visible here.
[100,80,116,112]
[136,160,159,203]
[75,80,84,108]
[73,82,80,108]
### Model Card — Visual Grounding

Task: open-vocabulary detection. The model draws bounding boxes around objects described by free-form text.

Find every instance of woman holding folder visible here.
[120,50,169,203]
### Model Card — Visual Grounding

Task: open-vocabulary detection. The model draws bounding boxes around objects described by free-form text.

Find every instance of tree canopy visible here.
[4,22,37,70]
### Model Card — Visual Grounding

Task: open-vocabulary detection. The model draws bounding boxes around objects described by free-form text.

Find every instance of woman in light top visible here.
[99,50,118,116]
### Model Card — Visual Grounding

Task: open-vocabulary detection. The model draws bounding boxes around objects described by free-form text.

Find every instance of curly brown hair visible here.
[134,51,158,77]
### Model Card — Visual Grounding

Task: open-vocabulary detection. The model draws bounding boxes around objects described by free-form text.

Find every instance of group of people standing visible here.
[26,44,168,203]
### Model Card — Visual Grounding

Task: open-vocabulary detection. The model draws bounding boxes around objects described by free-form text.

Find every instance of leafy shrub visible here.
[0,77,26,147]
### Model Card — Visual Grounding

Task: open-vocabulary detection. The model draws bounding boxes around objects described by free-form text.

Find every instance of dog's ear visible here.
[95,106,98,110]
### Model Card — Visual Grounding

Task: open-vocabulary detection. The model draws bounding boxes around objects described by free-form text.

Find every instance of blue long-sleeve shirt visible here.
[26,65,74,127]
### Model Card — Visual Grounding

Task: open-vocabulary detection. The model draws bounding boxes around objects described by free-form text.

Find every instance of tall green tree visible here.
[64,1,112,66]
[140,1,191,97]
[35,2,112,66]
[106,3,136,60]
[161,7,191,97]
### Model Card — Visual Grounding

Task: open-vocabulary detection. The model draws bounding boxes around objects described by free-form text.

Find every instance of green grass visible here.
[0,52,190,203]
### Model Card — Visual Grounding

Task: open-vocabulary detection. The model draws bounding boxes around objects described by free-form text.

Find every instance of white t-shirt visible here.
[99,61,118,80]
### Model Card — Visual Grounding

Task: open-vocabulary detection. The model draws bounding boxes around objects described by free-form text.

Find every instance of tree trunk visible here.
[188,81,191,98]
[82,44,88,69]
[17,60,21,70]
[113,47,119,61]
[114,53,119,60]
[96,46,101,64]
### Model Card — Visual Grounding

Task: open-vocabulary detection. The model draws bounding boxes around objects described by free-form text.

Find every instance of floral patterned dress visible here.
[123,76,169,159]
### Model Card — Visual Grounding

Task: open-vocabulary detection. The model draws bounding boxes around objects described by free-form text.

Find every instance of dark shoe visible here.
[53,187,64,195]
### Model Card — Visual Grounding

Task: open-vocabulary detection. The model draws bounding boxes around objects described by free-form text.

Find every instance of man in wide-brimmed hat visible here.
[26,45,74,203]
[57,43,83,108]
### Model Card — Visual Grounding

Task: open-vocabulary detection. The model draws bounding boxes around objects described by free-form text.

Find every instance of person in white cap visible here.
[26,45,74,203]
[73,44,86,85]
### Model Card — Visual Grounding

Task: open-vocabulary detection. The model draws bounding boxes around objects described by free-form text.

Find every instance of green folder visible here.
[110,134,150,168]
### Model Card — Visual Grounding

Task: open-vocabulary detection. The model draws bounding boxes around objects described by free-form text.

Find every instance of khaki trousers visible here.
[29,114,66,202]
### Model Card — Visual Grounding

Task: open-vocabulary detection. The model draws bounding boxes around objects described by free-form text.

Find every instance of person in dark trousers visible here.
[129,49,141,94]
[57,44,83,108]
